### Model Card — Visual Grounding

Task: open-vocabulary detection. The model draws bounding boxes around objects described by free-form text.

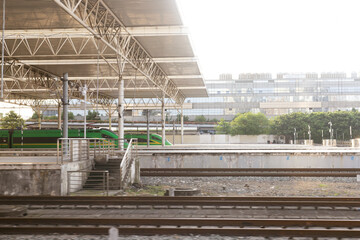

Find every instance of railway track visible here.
[141,168,360,177]
[1,196,360,237]
[1,196,360,208]
[1,217,360,237]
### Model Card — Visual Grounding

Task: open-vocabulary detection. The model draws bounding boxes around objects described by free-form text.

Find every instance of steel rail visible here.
[140,168,360,177]
[142,168,360,172]
[1,227,360,237]
[2,196,360,201]
[1,196,360,207]
[2,217,360,227]
[1,218,360,237]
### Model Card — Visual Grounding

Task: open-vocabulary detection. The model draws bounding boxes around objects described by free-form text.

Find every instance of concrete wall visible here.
[61,160,93,195]
[0,159,92,196]
[0,165,61,196]
[140,152,360,169]
[170,134,284,145]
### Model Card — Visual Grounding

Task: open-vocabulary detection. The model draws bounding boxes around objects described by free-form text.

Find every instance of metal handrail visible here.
[57,138,90,164]
[57,138,125,164]
[67,170,109,196]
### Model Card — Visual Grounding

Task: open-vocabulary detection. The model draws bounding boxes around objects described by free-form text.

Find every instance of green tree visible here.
[270,112,308,141]
[68,112,75,120]
[86,110,100,120]
[30,111,74,120]
[194,115,207,122]
[176,114,189,122]
[230,112,269,135]
[209,118,218,122]
[1,111,25,129]
[44,116,58,120]
[269,111,360,143]
[30,112,42,120]
[216,118,231,134]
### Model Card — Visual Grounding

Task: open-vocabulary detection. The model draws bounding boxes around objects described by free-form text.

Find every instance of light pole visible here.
[328,121,333,141]
[294,128,296,144]
[350,126,352,139]
[308,125,311,141]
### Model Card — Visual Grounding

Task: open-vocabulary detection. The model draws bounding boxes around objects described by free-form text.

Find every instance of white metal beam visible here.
[3,26,188,38]
[20,57,198,65]
[2,59,115,106]
[126,26,188,37]
[53,0,185,105]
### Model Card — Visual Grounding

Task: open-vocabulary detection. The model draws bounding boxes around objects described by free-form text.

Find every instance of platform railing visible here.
[67,170,109,196]
[57,138,122,164]
[119,138,139,189]
[336,140,352,147]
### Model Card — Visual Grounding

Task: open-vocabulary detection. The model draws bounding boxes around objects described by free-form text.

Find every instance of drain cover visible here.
[165,187,201,196]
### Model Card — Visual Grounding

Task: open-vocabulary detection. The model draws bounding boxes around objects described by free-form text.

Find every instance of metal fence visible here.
[57,138,124,164]
[120,138,139,189]
[67,170,109,196]
[336,140,352,147]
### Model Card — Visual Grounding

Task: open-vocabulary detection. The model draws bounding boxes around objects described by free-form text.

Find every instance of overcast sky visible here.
[3,0,360,118]
[176,0,360,79]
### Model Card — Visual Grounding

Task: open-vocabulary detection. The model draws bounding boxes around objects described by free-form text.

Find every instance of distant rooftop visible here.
[216,72,358,80]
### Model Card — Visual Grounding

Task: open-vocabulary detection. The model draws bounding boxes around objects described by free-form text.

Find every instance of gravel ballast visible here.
[139,176,360,197]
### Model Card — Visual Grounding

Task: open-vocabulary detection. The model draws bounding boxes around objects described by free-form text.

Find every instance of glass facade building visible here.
[184,72,360,121]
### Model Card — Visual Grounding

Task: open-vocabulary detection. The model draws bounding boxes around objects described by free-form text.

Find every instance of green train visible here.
[0,129,171,148]
[125,133,172,146]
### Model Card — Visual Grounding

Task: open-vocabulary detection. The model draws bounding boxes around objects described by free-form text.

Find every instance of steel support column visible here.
[146,110,150,147]
[57,103,61,129]
[161,94,165,147]
[31,101,42,130]
[62,73,69,139]
[181,104,184,144]
[1,0,5,100]
[118,76,124,150]
[38,111,41,129]
[108,105,112,129]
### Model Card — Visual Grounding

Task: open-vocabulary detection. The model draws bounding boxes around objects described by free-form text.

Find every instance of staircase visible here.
[83,155,124,190]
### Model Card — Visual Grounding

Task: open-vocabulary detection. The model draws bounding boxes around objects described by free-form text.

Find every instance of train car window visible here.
[152,136,161,142]
[101,134,111,139]
[137,138,147,143]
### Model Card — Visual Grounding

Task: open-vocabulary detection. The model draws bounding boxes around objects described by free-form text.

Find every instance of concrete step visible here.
[108,157,123,160]
[107,160,122,164]
[95,164,120,168]
[83,180,120,189]
[94,167,120,171]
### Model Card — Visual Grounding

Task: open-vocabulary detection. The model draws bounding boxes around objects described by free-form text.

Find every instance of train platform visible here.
[0,156,57,164]
[1,143,360,197]
[138,143,356,150]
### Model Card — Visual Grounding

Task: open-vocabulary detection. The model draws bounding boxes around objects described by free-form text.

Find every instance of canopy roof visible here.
[1,0,207,107]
